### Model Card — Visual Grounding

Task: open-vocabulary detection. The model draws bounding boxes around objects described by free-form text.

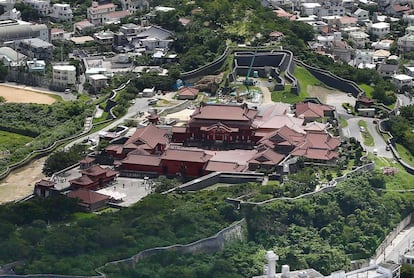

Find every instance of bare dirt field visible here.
[0,157,46,204]
[0,84,57,104]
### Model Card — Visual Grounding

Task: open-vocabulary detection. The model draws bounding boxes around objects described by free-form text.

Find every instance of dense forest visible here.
[1,173,413,276]
[0,187,241,275]
[0,101,92,171]
[104,173,414,277]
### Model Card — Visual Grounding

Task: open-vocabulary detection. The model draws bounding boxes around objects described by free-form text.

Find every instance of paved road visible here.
[376,225,414,264]
[65,97,149,149]
[345,117,393,158]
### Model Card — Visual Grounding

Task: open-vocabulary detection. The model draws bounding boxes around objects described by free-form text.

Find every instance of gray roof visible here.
[0,24,48,41]
[0,46,26,62]
[377,63,399,72]
[136,25,173,40]
[20,38,53,48]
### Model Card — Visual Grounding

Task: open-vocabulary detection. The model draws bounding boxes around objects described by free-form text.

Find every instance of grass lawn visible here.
[92,112,109,124]
[369,154,414,190]
[358,120,374,147]
[271,66,319,104]
[340,117,348,128]
[359,84,374,98]
[72,212,97,220]
[0,130,33,153]
[396,143,414,168]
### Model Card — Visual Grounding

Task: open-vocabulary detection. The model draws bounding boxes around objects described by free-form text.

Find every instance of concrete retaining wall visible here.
[294,60,364,97]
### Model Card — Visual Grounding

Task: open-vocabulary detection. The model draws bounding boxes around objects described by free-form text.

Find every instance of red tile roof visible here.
[162,149,212,163]
[191,103,258,122]
[90,3,116,11]
[122,154,161,166]
[70,175,95,186]
[295,102,334,119]
[81,165,107,177]
[178,87,199,97]
[68,189,109,204]
[291,132,340,161]
[249,148,285,165]
[80,156,95,164]
[106,10,130,19]
[35,179,56,188]
[205,161,246,172]
[172,127,186,133]
[124,125,168,150]
[260,125,306,148]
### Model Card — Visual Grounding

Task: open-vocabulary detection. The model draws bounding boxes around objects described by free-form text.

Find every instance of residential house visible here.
[94,30,114,45]
[50,3,73,21]
[371,39,393,50]
[18,38,53,60]
[89,74,109,91]
[315,3,345,18]
[74,19,95,35]
[301,3,321,16]
[269,31,284,42]
[120,23,143,37]
[50,28,64,41]
[403,14,414,25]
[24,0,50,16]
[392,74,413,88]
[405,65,414,77]
[353,8,369,22]
[177,87,199,100]
[27,59,46,73]
[121,0,148,13]
[349,31,369,48]
[377,63,398,77]
[369,22,390,39]
[52,64,76,88]
[87,1,116,26]
[133,25,174,51]
[67,189,109,212]
[337,16,357,28]
[331,40,352,62]
[398,34,414,52]
[385,4,411,16]
[353,50,375,68]
[103,10,130,25]
[373,49,390,63]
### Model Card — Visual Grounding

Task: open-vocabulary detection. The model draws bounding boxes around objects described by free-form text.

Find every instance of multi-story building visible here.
[24,0,50,16]
[18,38,53,60]
[369,22,390,39]
[87,1,116,26]
[349,31,370,48]
[50,3,73,21]
[398,34,414,52]
[52,65,76,88]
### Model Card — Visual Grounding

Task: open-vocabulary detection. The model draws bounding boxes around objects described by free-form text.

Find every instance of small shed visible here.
[177,87,199,100]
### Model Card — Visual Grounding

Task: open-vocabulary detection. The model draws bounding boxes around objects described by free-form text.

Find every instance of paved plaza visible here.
[53,166,152,207]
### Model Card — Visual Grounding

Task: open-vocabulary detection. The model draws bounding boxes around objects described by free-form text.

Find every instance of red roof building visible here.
[177,87,199,100]
[295,102,335,122]
[248,147,285,170]
[291,132,340,163]
[172,103,258,148]
[67,189,109,212]
[34,179,57,198]
[106,125,168,159]
[70,165,118,190]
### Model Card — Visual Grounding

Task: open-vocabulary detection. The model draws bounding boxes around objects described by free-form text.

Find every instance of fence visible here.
[227,162,375,206]
[162,172,264,194]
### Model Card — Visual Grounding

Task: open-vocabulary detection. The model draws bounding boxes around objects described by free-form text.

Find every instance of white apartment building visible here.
[398,34,414,52]
[369,22,390,38]
[24,0,50,16]
[349,31,369,48]
[392,74,413,88]
[87,1,116,26]
[50,3,73,21]
[52,65,76,88]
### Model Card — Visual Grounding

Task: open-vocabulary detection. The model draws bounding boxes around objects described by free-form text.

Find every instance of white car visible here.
[360,126,365,132]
